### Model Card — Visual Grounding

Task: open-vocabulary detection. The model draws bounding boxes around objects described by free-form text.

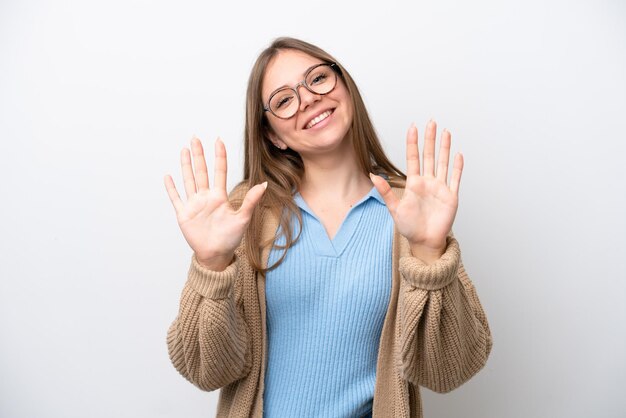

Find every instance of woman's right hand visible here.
[164,137,267,271]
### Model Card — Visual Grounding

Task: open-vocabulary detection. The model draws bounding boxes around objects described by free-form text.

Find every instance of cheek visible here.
[269,118,296,140]
[345,100,354,119]
[335,85,353,120]
[341,96,354,125]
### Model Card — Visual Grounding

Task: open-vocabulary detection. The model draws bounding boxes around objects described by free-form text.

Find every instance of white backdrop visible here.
[1,0,625,417]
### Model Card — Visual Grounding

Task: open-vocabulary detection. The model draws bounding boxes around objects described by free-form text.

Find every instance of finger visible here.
[237,182,268,219]
[164,174,184,214]
[191,136,209,191]
[370,173,400,216]
[406,123,420,177]
[180,147,197,200]
[213,138,227,194]
[450,153,464,196]
[422,119,437,177]
[436,129,451,184]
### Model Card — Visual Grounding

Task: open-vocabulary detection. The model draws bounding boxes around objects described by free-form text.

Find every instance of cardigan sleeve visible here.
[397,235,493,393]
[166,253,252,392]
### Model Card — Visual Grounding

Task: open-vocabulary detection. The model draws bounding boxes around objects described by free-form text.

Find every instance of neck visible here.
[298,140,372,203]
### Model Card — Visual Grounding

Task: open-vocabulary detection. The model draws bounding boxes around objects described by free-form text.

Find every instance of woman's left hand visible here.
[370,120,463,264]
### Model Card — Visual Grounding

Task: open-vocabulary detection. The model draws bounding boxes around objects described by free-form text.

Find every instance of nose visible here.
[296,83,321,111]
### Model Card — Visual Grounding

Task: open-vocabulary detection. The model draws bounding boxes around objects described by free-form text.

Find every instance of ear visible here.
[267,131,288,150]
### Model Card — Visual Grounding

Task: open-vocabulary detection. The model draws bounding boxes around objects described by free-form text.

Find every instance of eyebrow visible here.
[267,62,325,97]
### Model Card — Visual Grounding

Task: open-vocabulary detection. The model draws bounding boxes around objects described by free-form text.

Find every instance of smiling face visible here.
[262,49,354,159]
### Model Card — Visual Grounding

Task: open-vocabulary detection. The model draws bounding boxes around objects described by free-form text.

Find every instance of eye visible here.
[272,93,294,109]
[310,72,328,85]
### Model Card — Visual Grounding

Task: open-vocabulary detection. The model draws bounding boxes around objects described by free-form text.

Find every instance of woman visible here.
[165,37,492,418]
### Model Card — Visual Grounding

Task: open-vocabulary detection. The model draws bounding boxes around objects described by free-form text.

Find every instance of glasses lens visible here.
[269,88,299,119]
[306,65,337,95]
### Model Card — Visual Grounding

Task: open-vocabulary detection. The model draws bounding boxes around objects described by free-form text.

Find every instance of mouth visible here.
[304,109,335,130]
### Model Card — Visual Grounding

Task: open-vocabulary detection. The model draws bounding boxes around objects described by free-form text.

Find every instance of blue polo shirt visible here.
[263,187,394,417]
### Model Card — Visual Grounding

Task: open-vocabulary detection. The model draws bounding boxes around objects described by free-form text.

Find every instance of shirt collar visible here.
[293,185,386,216]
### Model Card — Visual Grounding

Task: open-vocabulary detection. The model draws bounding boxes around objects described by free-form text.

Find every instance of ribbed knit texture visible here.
[263,187,393,418]
[166,185,493,418]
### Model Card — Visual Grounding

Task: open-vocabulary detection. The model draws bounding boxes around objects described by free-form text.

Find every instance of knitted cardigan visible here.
[166,185,493,417]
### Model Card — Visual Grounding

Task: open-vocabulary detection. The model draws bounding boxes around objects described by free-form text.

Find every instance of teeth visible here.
[306,110,332,129]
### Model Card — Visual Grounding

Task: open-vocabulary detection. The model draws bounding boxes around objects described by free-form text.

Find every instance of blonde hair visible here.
[241,37,405,273]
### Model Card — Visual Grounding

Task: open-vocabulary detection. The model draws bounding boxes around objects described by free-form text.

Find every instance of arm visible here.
[371,121,491,391]
[398,235,492,393]
[166,253,251,392]
[163,138,265,391]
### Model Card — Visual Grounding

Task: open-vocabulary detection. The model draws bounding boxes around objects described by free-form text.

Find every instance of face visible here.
[262,50,354,158]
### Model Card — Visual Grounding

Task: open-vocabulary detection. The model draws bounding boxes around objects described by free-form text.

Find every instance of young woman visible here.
[164,37,492,418]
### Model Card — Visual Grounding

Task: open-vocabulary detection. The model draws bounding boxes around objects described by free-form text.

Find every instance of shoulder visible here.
[227,181,251,210]
[388,176,406,199]
[228,180,275,232]
[391,186,404,197]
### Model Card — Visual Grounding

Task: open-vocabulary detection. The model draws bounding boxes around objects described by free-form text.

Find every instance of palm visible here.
[372,120,463,250]
[394,175,458,246]
[176,189,246,260]
[164,137,266,267]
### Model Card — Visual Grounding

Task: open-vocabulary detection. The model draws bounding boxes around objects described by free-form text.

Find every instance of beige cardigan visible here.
[167,186,493,417]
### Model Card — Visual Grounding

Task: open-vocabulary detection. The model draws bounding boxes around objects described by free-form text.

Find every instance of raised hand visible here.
[164,137,267,271]
[370,120,463,264]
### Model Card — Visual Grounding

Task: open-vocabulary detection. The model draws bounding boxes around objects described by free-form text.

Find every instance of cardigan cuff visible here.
[399,236,461,290]
[187,253,238,299]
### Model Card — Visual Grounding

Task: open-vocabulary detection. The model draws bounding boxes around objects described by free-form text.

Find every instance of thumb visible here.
[238,182,268,219]
[369,173,399,216]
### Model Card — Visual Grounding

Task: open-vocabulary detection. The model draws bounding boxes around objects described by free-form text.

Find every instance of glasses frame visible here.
[263,62,339,120]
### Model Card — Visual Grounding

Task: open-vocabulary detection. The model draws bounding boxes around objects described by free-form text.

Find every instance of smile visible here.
[305,110,334,129]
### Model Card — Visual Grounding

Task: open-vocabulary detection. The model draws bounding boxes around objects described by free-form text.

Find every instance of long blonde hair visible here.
[241,37,405,273]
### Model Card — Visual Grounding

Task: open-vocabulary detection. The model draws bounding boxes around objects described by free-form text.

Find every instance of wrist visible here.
[195,252,234,272]
[409,240,446,265]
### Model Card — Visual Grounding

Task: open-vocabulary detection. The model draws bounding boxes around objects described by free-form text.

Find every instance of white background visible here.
[1,0,625,417]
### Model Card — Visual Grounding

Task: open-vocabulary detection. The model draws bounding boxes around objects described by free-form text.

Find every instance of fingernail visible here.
[369,172,375,180]
[262,181,268,189]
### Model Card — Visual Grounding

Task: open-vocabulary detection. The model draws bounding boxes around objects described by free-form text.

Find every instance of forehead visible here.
[262,50,324,99]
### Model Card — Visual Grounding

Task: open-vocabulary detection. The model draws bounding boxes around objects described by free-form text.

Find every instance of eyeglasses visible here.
[263,63,338,119]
